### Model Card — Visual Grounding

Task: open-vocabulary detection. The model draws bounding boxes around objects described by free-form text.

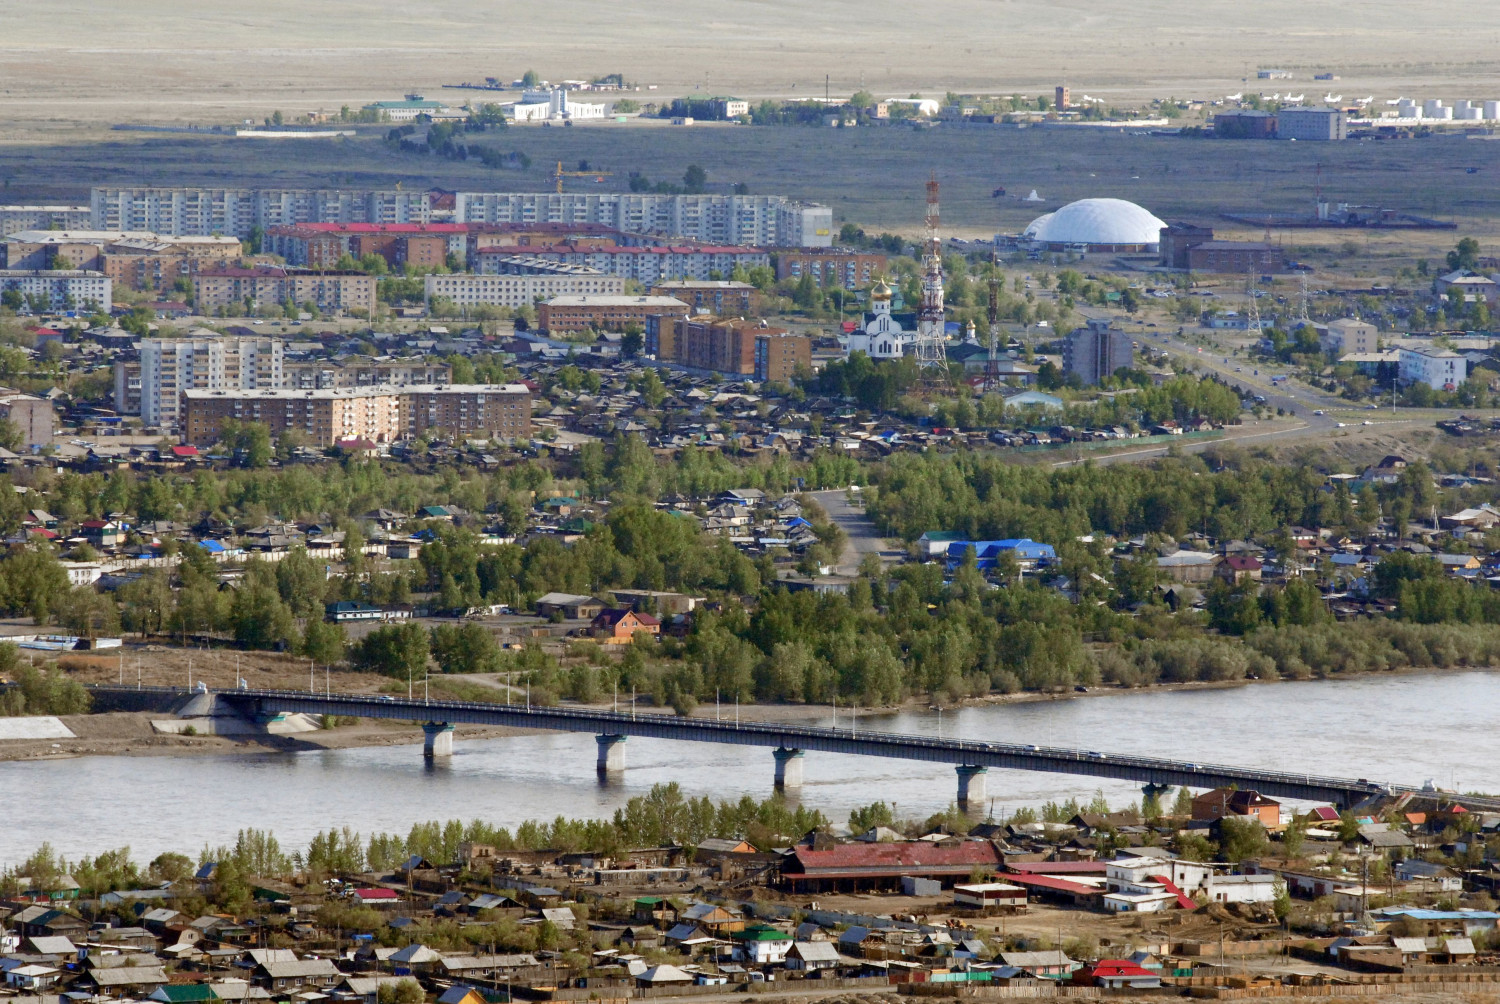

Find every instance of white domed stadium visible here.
[1024,197,1166,252]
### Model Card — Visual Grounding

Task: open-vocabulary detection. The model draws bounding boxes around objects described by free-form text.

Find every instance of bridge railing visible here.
[181,685,1395,796]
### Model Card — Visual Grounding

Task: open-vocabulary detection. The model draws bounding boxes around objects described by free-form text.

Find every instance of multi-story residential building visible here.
[181,383,531,446]
[678,317,761,374]
[267,223,468,268]
[538,294,690,334]
[400,384,532,440]
[1400,345,1467,391]
[90,188,432,239]
[476,243,769,284]
[1322,317,1380,356]
[113,361,142,417]
[3,231,241,270]
[136,336,284,428]
[772,249,888,288]
[283,358,452,390]
[193,266,377,315]
[424,273,624,308]
[649,280,755,316]
[454,193,833,247]
[0,270,111,311]
[1063,318,1133,385]
[467,223,627,259]
[0,204,91,237]
[0,388,54,448]
[753,330,812,383]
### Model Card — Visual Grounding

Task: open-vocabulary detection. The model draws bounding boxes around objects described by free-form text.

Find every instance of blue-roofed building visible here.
[945,538,1056,570]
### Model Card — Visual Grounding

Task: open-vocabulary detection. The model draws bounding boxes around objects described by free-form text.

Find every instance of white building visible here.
[0,204,91,236]
[0,269,111,311]
[137,335,284,428]
[1399,345,1467,391]
[1203,874,1278,905]
[454,192,832,247]
[510,89,608,121]
[845,280,912,360]
[1106,856,1215,896]
[1322,317,1379,355]
[90,188,432,238]
[423,273,625,308]
[476,244,768,283]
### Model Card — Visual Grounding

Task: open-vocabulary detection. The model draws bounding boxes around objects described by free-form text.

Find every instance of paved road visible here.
[810,489,898,575]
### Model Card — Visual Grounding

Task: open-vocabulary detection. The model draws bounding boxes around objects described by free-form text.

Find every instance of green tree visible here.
[301,617,347,664]
[1447,237,1482,272]
[350,622,431,686]
[429,621,502,674]
[230,576,297,651]
[849,801,896,833]
[683,164,708,194]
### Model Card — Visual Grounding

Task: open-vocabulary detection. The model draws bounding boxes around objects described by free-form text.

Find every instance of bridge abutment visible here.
[956,764,987,812]
[423,722,455,758]
[596,734,627,774]
[773,747,804,790]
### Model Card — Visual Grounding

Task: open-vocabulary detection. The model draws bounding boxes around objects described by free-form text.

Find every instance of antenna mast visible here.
[913,172,949,379]
[1244,261,1261,333]
[985,276,1001,390]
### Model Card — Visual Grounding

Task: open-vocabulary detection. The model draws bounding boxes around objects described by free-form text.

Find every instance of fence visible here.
[905,985,1102,999]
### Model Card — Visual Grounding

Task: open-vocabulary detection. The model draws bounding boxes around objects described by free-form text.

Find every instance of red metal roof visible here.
[785,842,1001,877]
[1000,873,1099,896]
[353,887,398,900]
[1083,961,1156,978]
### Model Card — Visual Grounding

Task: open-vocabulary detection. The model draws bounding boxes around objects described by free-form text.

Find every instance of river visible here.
[6,671,1496,866]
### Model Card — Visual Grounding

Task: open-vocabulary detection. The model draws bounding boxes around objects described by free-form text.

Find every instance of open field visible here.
[7,125,1500,247]
[6,1,1500,125]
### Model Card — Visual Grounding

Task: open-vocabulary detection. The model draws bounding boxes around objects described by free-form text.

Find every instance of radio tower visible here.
[913,173,949,378]
[1297,270,1311,324]
[1244,262,1261,332]
[984,276,1002,390]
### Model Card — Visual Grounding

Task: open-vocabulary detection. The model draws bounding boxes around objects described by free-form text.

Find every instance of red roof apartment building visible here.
[266,223,468,269]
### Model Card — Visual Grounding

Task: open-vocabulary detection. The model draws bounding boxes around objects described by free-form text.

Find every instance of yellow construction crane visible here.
[553,160,613,194]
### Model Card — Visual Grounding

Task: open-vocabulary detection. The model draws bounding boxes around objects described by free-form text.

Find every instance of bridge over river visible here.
[84,685,1474,811]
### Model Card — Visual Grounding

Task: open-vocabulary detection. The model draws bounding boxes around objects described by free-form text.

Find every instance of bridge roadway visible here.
[115,685,1427,808]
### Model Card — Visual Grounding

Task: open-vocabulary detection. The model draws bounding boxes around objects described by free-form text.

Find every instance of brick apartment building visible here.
[753,330,811,383]
[651,316,810,380]
[266,223,467,269]
[649,280,755,316]
[538,294,690,334]
[772,250,888,288]
[193,266,377,315]
[182,383,531,446]
[467,223,627,259]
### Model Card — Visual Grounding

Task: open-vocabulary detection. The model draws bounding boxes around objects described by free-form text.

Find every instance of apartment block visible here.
[284,358,452,390]
[1399,346,1467,391]
[773,250,888,288]
[538,294,690,334]
[0,205,91,237]
[1063,318,1133,385]
[0,270,111,311]
[753,330,812,383]
[454,192,833,247]
[90,188,432,239]
[113,360,142,417]
[193,266,377,315]
[267,223,467,268]
[138,336,284,428]
[0,388,55,448]
[649,280,755,316]
[181,383,531,446]
[423,273,624,308]
[476,243,769,284]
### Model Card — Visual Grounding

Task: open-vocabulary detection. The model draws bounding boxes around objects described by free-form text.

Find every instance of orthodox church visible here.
[844,280,913,360]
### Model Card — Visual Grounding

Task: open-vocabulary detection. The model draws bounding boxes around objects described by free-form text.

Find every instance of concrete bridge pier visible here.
[596,734,628,775]
[956,764,988,811]
[773,747,805,790]
[423,722,455,758]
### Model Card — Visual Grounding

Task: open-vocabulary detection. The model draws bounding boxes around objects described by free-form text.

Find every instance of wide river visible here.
[6,671,1497,866]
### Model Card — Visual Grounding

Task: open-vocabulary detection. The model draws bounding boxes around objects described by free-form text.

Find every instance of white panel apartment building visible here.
[0,205,92,237]
[454,193,833,247]
[138,335,284,429]
[475,245,770,283]
[424,273,625,308]
[1399,345,1467,391]
[90,188,433,239]
[0,270,111,310]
